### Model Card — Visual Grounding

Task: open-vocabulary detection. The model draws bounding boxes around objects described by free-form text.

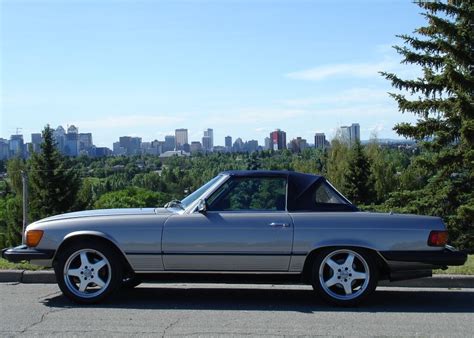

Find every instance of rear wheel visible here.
[312,248,378,306]
[55,241,123,304]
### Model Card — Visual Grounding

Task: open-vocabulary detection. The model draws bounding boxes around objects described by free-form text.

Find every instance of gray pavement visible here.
[0,282,473,337]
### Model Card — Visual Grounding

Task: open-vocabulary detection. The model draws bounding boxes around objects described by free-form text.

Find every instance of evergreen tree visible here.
[343,141,373,205]
[382,0,473,248]
[28,125,80,221]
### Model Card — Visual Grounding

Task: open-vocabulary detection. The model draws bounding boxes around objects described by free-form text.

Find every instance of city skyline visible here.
[2,122,380,160]
[1,1,424,148]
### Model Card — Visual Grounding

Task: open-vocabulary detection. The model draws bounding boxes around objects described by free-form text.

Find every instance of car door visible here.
[162,175,293,271]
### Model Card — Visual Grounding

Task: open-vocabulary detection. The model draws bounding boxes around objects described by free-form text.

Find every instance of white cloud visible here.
[282,88,391,107]
[286,59,396,81]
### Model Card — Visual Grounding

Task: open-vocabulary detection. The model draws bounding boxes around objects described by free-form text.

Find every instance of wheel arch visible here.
[52,231,133,274]
[300,245,390,283]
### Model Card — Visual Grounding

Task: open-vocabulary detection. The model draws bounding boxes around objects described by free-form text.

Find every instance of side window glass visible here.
[315,183,346,204]
[207,177,286,211]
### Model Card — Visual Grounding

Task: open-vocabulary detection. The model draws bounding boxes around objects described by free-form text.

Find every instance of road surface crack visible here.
[161,317,184,337]
[16,307,70,336]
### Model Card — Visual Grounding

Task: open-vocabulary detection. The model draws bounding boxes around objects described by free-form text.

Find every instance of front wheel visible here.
[312,248,378,306]
[54,241,123,304]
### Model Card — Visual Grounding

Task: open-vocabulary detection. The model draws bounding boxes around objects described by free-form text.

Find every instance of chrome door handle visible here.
[269,222,289,227]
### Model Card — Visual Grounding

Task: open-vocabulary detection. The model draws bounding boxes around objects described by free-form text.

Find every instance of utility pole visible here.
[21,171,28,244]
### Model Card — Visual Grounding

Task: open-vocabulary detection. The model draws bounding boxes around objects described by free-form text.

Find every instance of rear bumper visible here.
[381,246,467,267]
[2,245,55,263]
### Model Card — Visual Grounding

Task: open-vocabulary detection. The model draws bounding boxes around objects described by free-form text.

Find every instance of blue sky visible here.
[1,0,425,147]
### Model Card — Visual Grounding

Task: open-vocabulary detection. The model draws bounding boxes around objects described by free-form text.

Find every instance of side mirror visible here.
[197,199,207,213]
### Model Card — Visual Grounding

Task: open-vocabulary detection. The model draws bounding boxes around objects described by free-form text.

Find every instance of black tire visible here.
[311,247,378,307]
[54,240,123,304]
[121,275,142,289]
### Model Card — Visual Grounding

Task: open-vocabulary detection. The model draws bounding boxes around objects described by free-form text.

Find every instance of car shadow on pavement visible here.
[42,285,474,313]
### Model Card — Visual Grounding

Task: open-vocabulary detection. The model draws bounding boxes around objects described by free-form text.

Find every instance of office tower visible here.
[0,138,8,160]
[9,134,24,158]
[269,129,286,150]
[289,137,308,153]
[225,136,232,149]
[163,135,176,152]
[245,140,259,153]
[340,123,360,145]
[203,128,214,149]
[79,133,93,153]
[314,133,326,149]
[202,136,212,151]
[350,123,360,144]
[31,133,43,153]
[190,141,202,153]
[233,138,244,152]
[53,126,66,153]
[175,128,188,150]
[264,137,271,150]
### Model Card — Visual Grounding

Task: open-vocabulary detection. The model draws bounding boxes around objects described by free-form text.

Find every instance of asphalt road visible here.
[1,283,473,337]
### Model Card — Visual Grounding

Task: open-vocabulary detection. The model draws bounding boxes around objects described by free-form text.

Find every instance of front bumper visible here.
[381,245,468,267]
[2,245,55,263]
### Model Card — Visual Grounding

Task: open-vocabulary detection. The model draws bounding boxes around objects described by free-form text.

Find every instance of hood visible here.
[35,207,172,224]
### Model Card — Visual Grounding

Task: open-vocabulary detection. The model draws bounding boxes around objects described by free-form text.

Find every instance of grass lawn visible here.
[0,258,45,271]
[1,255,473,274]
[434,254,474,275]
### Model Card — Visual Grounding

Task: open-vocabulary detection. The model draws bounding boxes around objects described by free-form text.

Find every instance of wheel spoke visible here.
[92,276,105,288]
[325,275,339,288]
[326,258,340,272]
[93,259,107,272]
[345,254,355,268]
[80,252,91,267]
[342,281,353,295]
[67,268,82,278]
[352,271,367,280]
[78,279,89,292]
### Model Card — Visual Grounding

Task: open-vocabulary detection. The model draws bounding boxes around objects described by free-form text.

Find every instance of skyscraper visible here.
[225,136,232,150]
[163,135,176,152]
[350,123,360,144]
[203,128,213,149]
[31,133,43,153]
[270,129,286,150]
[175,129,188,150]
[314,133,326,149]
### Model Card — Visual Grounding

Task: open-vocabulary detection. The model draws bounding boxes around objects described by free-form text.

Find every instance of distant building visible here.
[113,142,126,156]
[314,133,326,149]
[93,147,112,157]
[340,123,360,145]
[175,129,188,150]
[202,136,212,151]
[245,140,259,153]
[264,137,271,150]
[163,135,175,152]
[270,129,286,150]
[53,126,66,154]
[289,137,308,153]
[190,141,202,153]
[0,138,9,160]
[118,136,142,155]
[225,136,232,148]
[233,138,244,152]
[203,128,213,150]
[9,134,25,158]
[31,133,42,153]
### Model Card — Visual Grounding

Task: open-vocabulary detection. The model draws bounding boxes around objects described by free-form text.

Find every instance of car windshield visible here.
[180,175,223,209]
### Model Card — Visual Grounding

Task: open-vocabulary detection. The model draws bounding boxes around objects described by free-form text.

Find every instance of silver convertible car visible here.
[2,170,467,306]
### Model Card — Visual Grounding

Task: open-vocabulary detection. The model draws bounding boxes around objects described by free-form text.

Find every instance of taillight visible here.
[26,230,44,247]
[428,230,448,247]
